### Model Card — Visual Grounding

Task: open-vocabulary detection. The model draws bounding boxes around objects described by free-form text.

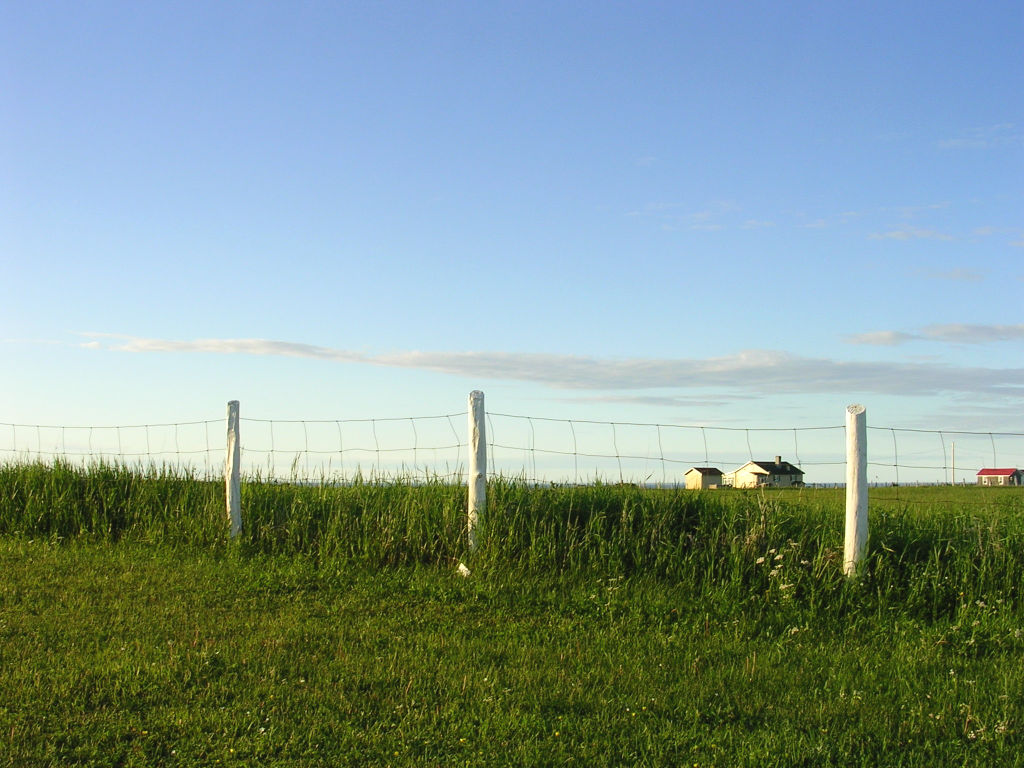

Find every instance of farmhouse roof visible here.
[976,468,1020,476]
[747,460,804,475]
[686,467,723,475]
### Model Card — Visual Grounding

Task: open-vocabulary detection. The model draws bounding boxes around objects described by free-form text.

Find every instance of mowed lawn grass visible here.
[1,464,1023,766]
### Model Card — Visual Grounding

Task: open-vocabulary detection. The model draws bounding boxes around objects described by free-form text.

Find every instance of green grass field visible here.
[1,462,1023,766]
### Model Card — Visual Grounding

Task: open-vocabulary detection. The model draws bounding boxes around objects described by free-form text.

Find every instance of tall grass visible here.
[241,472,466,565]
[3,461,1023,617]
[0,460,223,544]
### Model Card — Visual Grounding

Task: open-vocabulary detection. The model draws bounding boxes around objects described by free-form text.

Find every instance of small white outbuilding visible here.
[684,466,724,490]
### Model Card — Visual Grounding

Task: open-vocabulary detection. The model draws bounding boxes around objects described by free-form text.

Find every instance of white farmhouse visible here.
[726,457,805,488]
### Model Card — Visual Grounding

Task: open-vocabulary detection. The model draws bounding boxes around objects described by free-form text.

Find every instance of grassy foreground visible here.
[1,463,1023,766]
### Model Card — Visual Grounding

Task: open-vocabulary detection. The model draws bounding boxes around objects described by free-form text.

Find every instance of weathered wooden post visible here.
[844,404,868,576]
[226,400,242,538]
[467,390,486,550]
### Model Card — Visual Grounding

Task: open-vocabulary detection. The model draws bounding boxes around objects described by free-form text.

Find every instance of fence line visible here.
[0,413,469,483]
[1,419,222,476]
[237,412,466,482]
[3,407,1023,490]
[485,411,848,487]
[4,396,1024,575]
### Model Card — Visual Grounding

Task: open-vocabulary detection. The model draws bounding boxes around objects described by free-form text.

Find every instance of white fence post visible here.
[226,400,242,538]
[844,404,868,576]
[467,390,486,551]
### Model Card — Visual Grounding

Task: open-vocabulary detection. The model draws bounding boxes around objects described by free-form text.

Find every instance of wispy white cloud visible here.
[971,227,1024,248]
[685,201,738,231]
[568,393,749,409]
[923,324,1024,344]
[78,333,1024,401]
[868,227,954,242]
[918,268,984,282]
[937,138,987,149]
[79,333,369,363]
[936,123,1023,150]
[625,201,680,217]
[880,201,951,218]
[788,209,865,230]
[843,331,918,346]
[846,324,1024,346]
[928,394,1024,430]
[628,200,738,231]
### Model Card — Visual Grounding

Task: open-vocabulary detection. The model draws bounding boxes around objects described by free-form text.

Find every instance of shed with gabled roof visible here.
[684,466,723,490]
[976,468,1022,486]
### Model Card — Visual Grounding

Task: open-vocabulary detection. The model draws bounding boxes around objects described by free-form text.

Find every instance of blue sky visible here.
[2,1,1022,481]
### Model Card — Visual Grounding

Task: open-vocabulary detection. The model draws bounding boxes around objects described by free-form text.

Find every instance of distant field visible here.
[1,463,1023,766]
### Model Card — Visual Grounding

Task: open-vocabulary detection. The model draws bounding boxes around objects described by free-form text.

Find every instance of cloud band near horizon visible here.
[77,333,1024,401]
[845,323,1024,346]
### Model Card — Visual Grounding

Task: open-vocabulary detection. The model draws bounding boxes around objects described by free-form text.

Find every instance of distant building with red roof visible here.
[976,468,1023,486]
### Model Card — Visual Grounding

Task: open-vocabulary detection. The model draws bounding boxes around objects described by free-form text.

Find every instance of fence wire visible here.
[1,419,223,477]
[0,414,469,484]
[867,426,1024,506]
[3,410,1024,503]
[486,412,844,487]
[238,414,466,482]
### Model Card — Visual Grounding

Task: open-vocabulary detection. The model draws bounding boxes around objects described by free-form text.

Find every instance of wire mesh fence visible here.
[485,412,846,487]
[238,414,467,482]
[1,420,223,476]
[0,414,469,484]
[3,402,1024,503]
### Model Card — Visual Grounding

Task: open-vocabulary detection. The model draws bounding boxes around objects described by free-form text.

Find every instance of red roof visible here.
[976,468,1019,476]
